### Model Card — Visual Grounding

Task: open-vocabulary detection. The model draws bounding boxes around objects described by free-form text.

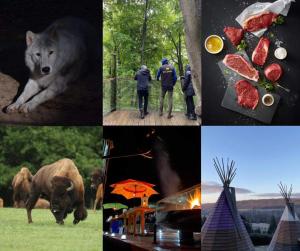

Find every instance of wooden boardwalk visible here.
[103,110,200,126]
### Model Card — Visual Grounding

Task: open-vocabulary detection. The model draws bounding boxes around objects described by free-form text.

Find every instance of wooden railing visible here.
[103,78,186,115]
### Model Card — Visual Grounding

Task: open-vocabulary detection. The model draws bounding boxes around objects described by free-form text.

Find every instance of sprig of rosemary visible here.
[274,15,285,25]
[237,40,247,51]
[258,78,275,92]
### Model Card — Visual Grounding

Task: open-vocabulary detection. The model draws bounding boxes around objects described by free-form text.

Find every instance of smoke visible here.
[153,136,181,197]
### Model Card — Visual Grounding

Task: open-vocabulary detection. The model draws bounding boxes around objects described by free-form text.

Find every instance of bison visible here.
[35,198,50,209]
[26,158,87,225]
[90,169,104,211]
[0,197,3,207]
[12,167,33,208]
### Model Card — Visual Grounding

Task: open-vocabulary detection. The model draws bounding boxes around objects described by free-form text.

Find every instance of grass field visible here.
[0,208,102,251]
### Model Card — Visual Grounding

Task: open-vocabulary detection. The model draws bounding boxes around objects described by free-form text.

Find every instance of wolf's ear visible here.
[48,27,57,40]
[26,31,36,46]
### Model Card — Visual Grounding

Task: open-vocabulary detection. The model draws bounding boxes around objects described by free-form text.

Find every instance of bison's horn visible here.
[66,181,74,192]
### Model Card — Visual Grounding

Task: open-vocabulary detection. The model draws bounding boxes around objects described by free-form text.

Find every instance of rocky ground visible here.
[0,73,100,125]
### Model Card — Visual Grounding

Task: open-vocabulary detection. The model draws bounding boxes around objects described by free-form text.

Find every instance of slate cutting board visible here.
[201,0,300,125]
[218,51,280,124]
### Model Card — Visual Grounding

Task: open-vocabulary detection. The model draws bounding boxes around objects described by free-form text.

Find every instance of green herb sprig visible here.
[274,15,285,25]
[258,78,275,92]
[224,69,230,75]
[237,40,247,51]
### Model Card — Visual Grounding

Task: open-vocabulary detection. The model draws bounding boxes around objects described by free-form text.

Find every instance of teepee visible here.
[201,158,255,251]
[268,183,300,251]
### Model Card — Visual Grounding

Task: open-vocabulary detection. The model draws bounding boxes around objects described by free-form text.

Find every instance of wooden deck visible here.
[103,110,200,126]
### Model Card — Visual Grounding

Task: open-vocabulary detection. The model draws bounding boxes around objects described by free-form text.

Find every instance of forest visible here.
[103,0,187,77]
[103,0,199,113]
[0,126,102,205]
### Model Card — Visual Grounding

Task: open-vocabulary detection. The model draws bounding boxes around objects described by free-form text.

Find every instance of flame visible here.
[187,188,201,209]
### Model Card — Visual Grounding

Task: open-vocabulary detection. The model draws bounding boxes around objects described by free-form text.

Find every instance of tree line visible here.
[103,0,188,78]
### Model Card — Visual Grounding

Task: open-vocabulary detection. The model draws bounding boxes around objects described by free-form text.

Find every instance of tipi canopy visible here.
[201,158,255,251]
[268,183,300,251]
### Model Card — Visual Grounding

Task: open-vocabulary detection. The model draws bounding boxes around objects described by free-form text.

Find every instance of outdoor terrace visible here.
[103,78,199,126]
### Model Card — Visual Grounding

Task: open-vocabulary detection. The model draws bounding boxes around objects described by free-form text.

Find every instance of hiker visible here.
[183,64,197,120]
[156,58,177,119]
[134,65,152,119]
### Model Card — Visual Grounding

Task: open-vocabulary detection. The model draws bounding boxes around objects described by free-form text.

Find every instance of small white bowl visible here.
[204,35,224,54]
[274,47,287,60]
[262,94,274,107]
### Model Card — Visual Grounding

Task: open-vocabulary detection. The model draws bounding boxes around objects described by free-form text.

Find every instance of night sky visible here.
[103,126,201,208]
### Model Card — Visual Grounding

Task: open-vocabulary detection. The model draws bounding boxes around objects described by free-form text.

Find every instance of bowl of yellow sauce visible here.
[205,35,224,54]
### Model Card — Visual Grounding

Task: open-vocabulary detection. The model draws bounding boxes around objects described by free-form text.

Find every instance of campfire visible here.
[187,187,201,209]
[156,184,201,211]
[155,184,201,245]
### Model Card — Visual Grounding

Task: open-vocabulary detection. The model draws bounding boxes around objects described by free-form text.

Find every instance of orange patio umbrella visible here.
[110,179,159,200]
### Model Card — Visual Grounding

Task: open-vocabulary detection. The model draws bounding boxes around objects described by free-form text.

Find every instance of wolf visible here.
[7,17,99,113]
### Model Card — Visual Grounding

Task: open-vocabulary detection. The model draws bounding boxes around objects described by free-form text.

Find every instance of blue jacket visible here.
[156,59,177,91]
[183,65,195,96]
[134,68,152,91]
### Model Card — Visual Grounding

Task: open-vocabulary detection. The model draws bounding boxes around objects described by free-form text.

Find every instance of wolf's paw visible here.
[6,103,22,113]
[19,103,36,113]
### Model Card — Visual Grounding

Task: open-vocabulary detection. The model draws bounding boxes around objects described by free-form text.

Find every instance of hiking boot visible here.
[144,111,149,116]
[167,114,173,119]
[189,114,197,120]
[140,110,144,119]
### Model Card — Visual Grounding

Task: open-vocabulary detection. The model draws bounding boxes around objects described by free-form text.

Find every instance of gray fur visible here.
[7,17,98,113]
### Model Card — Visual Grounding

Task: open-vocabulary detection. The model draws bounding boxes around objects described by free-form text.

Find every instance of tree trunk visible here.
[110,52,117,112]
[177,32,184,77]
[179,0,202,116]
[168,31,184,77]
[140,0,149,65]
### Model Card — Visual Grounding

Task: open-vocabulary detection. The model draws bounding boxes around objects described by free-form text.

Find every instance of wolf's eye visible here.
[36,52,41,57]
[49,51,54,55]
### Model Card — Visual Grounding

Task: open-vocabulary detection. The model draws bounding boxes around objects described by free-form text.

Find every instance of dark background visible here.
[103,126,201,215]
[201,0,300,125]
[0,0,102,125]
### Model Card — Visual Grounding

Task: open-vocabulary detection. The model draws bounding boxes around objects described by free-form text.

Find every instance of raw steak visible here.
[243,12,278,32]
[235,80,259,110]
[264,63,283,82]
[223,54,259,82]
[224,27,244,46]
[252,37,270,66]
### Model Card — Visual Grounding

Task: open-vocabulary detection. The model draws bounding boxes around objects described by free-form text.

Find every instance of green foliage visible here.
[258,78,275,92]
[237,40,247,51]
[0,208,102,251]
[0,126,102,190]
[103,0,188,78]
[274,15,285,25]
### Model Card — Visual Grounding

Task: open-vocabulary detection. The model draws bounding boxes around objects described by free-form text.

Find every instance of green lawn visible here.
[0,208,102,251]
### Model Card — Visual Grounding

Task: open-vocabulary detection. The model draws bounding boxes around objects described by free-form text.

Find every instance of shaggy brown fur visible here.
[26,158,87,225]
[34,198,50,209]
[90,169,103,211]
[12,167,33,208]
